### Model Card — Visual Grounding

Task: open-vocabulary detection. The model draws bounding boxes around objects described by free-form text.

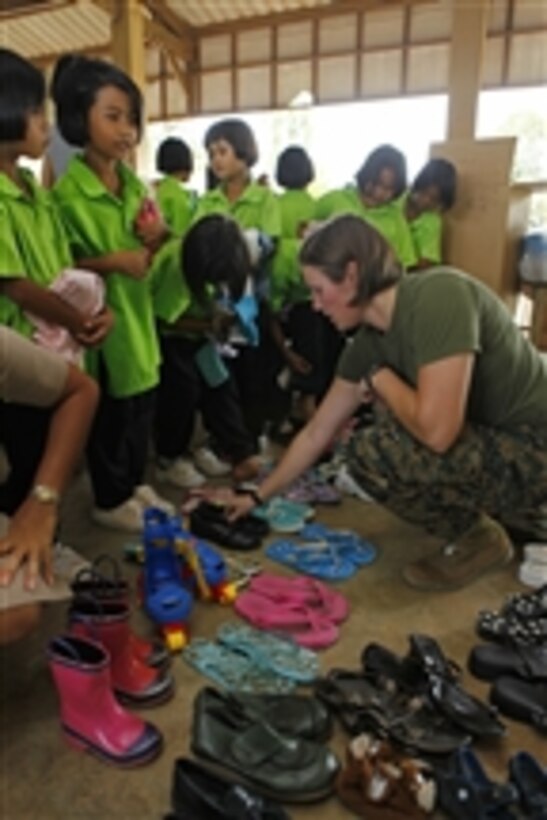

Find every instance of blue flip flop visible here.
[300,524,378,567]
[265,539,356,581]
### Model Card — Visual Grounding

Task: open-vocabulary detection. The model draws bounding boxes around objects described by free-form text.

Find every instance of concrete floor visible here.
[1,467,544,820]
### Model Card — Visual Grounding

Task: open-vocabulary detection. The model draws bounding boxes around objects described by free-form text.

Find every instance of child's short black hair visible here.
[55,56,143,147]
[355,144,407,199]
[275,145,315,190]
[204,118,258,168]
[182,215,250,304]
[156,137,193,174]
[50,53,78,101]
[0,48,45,142]
[412,158,457,211]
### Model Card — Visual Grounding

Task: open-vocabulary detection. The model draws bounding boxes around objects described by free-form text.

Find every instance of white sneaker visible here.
[134,484,175,515]
[156,457,206,489]
[92,498,144,532]
[518,542,547,588]
[523,543,547,564]
[193,446,231,477]
[335,465,374,502]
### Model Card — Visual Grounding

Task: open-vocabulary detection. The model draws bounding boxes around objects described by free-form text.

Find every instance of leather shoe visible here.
[192,687,339,802]
[170,757,290,819]
[190,502,262,551]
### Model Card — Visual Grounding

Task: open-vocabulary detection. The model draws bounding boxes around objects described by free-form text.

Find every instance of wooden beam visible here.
[110,0,145,92]
[447,0,489,140]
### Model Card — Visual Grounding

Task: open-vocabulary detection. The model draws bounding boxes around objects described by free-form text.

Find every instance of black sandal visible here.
[436,746,518,819]
[509,751,547,819]
[468,642,547,682]
[490,676,547,733]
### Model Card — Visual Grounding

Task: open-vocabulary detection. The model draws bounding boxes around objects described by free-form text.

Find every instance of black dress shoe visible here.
[171,757,291,819]
[190,502,262,551]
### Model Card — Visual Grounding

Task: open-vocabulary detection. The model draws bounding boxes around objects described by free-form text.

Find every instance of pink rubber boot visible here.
[71,564,169,668]
[68,600,174,706]
[48,634,163,766]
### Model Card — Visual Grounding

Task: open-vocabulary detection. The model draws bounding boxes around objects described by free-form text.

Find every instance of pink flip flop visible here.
[248,573,349,624]
[234,590,339,649]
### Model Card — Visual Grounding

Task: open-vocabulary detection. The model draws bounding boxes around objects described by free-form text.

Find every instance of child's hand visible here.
[211,308,235,341]
[116,248,151,279]
[286,349,312,375]
[135,198,169,250]
[77,307,115,347]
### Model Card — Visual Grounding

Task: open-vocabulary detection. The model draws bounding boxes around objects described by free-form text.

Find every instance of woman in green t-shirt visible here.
[225,215,547,593]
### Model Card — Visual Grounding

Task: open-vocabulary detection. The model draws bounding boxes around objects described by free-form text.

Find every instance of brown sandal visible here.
[336,734,436,819]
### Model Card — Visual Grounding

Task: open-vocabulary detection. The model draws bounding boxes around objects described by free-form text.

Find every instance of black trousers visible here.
[154,335,256,465]
[87,360,156,510]
[0,401,51,515]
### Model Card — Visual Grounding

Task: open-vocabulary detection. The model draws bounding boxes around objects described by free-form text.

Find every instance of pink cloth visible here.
[26,268,105,365]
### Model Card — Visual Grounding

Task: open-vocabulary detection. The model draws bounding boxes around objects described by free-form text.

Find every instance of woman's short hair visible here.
[355,144,407,199]
[275,145,315,190]
[299,214,403,305]
[182,215,251,304]
[55,56,143,147]
[204,118,258,168]
[412,158,457,211]
[156,137,193,174]
[0,49,45,142]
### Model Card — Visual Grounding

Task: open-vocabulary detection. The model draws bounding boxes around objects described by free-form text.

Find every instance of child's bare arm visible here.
[1,278,88,337]
[77,248,150,280]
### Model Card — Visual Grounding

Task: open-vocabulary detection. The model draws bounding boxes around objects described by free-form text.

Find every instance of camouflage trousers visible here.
[347,408,547,542]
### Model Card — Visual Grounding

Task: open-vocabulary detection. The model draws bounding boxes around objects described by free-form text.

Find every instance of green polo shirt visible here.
[156,176,196,236]
[271,190,315,311]
[399,192,443,264]
[338,268,547,433]
[193,181,281,237]
[53,156,160,398]
[314,185,416,268]
[0,168,73,337]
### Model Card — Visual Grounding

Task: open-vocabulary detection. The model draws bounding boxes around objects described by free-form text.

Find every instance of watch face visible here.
[32,484,59,504]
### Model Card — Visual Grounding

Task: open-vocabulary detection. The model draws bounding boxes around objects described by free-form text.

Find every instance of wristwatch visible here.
[30,484,60,505]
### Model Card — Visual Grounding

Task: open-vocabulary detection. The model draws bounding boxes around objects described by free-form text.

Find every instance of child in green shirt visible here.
[0,49,111,516]
[53,55,174,532]
[195,118,282,447]
[155,137,196,236]
[315,144,416,269]
[402,158,457,269]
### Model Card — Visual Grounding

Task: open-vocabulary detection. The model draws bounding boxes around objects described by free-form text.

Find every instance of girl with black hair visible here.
[52,56,175,532]
[155,136,197,236]
[0,48,111,517]
[402,158,458,269]
[315,144,416,269]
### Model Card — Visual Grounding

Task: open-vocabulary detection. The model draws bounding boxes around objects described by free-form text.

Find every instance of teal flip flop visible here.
[253,497,314,534]
[217,622,320,683]
[182,638,295,693]
[265,540,356,581]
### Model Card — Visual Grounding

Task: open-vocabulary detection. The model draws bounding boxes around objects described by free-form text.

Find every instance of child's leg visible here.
[0,604,41,644]
[154,336,200,462]
[0,402,50,515]
[200,374,258,468]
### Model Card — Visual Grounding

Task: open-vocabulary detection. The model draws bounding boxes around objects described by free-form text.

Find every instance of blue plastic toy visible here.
[142,508,193,652]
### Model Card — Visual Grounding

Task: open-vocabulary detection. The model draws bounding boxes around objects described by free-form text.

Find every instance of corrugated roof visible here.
[0,0,343,60]
[0,0,110,59]
[164,0,332,28]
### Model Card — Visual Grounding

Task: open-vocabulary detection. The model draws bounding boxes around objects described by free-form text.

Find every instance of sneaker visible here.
[134,484,175,515]
[518,542,547,588]
[193,446,231,477]
[92,498,144,533]
[335,465,374,502]
[403,514,515,591]
[156,457,206,489]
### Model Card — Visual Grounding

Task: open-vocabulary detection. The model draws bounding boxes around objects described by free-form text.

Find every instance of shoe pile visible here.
[471,584,547,732]
[182,621,319,692]
[186,687,339,806]
[435,747,546,819]
[315,634,504,757]
[234,573,349,649]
